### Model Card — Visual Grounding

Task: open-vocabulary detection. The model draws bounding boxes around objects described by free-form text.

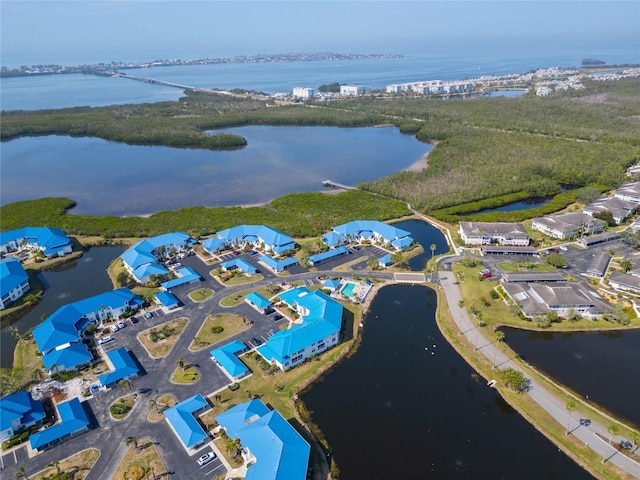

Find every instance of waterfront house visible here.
[256,287,342,371]
[322,220,413,250]
[215,399,310,480]
[202,225,295,256]
[33,288,143,372]
[458,222,530,246]
[531,212,605,239]
[0,390,45,442]
[0,227,72,258]
[0,258,30,310]
[120,232,195,283]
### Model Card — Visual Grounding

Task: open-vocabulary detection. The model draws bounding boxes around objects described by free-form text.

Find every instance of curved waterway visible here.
[0,246,125,368]
[504,327,640,428]
[301,284,594,479]
[391,219,449,271]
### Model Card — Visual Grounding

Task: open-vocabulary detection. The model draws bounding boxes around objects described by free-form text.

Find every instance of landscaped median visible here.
[219,285,281,307]
[137,317,188,358]
[189,313,250,351]
[29,447,100,480]
[188,287,213,302]
[111,437,167,480]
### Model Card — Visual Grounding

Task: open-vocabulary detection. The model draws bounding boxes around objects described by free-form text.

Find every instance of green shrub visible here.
[211,326,224,334]
[489,289,500,300]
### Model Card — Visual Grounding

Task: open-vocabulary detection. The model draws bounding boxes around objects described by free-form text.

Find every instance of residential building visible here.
[0,227,72,258]
[501,282,611,319]
[220,258,259,275]
[160,266,201,290]
[586,252,611,278]
[164,394,211,452]
[245,292,272,313]
[120,232,195,283]
[583,196,639,224]
[292,87,315,99]
[210,340,249,380]
[33,288,143,372]
[202,225,295,256]
[98,348,140,388]
[459,222,530,246]
[256,287,342,371]
[339,85,371,96]
[0,258,30,310]
[608,271,640,294]
[613,181,640,203]
[322,220,413,250]
[0,390,45,442]
[215,399,310,480]
[29,398,90,451]
[531,212,605,239]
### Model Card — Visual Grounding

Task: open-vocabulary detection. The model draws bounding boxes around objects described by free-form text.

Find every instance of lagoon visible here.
[0,125,430,216]
[301,284,593,479]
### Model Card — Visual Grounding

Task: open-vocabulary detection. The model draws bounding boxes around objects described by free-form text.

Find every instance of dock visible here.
[322,179,356,190]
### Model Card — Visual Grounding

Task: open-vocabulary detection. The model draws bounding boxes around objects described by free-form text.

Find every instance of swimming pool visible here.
[341,282,356,298]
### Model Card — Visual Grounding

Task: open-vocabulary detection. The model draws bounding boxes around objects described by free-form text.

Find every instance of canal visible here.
[391,218,450,271]
[301,284,594,479]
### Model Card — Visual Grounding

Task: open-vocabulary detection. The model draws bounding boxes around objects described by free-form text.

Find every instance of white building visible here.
[340,85,371,96]
[292,87,315,99]
[458,222,530,246]
[531,212,605,239]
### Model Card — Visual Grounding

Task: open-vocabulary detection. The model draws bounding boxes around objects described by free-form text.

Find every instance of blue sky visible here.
[1,1,638,66]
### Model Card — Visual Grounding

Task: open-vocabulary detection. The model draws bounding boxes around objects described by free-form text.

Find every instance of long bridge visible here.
[112,72,197,91]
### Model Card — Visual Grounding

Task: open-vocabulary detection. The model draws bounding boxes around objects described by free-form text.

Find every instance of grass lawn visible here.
[189,314,250,350]
[213,270,264,286]
[31,448,100,480]
[497,261,557,272]
[170,365,201,384]
[137,317,188,358]
[188,288,213,302]
[147,394,176,422]
[110,394,136,420]
[0,337,45,396]
[220,285,282,307]
[110,437,167,480]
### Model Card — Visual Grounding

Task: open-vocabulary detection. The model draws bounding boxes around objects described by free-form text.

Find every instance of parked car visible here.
[144,312,153,319]
[197,452,216,466]
[559,245,568,251]
[252,337,263,346]
[273,314,283,322]
[264,307,275,315]
[130,316,139,324]
[110,324,120,332]
[233,250,241,256]
[117,321,126,329]
[99,336,114,345]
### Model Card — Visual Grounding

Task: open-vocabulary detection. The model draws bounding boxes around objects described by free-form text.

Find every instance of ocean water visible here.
[2,38,638,111]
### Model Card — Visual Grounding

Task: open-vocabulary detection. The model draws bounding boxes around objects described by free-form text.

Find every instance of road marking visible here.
[205,463,224,475]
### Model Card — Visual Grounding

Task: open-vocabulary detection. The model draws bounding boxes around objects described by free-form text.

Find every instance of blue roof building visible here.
[220,258,259,275]
[210,340,249,379]
[120,232,194,283]
[258,255,298,273]
[0,227,72,257]
[257,287,342,371]
[42,342,93,371]
[0,391,45,442]
[207,225,295,256]
[98,348,140,387]
[29,398,90,451]
[160,266,201,290]
[0,258,30,310]
[322,279,341,291]
[324,220,413,250]
[308,247,350,266]
[378,253,393,267]
[201,236,224,253]
[164,394,210,451]
[155,291,180,309]
[245,292,272,311]
[216,399,310,480]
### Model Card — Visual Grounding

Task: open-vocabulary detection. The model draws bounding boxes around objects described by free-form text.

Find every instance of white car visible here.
[110,324,120,332]
[99,336,113,345]
[117,321,126,329]
[197,451,216,466]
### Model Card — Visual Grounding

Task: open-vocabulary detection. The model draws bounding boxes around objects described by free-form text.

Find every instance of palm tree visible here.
[225,437,241,460]
[47,461,61,475]
[492,331,505,369]
[565,400,577,435]
[125,435,139,452]
[176,356,185,372]
[603,423,619,463]
[15,465,29,479]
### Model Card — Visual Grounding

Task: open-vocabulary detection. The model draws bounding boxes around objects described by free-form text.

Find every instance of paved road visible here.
[437,266,640,478]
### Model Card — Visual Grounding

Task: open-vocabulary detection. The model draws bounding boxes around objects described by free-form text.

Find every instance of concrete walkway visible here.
[438,269,640,478]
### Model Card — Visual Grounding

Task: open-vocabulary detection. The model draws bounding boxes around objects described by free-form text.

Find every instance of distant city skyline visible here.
[1,1,639,68]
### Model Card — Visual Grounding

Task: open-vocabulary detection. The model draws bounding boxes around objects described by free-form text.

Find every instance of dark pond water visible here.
[301,284,594,480]
[462,196,553,215]
[0,126,430,216]
[391,219,449,271]
[0,246,125,368]
[504,327,640,428]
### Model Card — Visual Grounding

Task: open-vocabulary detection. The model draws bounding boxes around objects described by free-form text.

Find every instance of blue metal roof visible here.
[0,390,45,433]
[210,340,249,379]
[220,258,258,274]
[245,292,272,310]
[98,348,139,387]
[257,288,342,367]
[120,232,194,279]
[29,398,89,450]
[322,279,341,290]
[155,291,180,308]
[42,342,92,371]
[332,220,412,242]
[161,266,201,289]
[259,255,298,272]
[392,237,414,249]
[132,263,168,282]
[201,236,224,252]
[0,227,71,254]
[215,225,295,255]
[216,399,310,480]
[308,247,349,265]
[164,394,210,449]
[378,253,393,266]
[321,231,346,248]
[0,258,29,298]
